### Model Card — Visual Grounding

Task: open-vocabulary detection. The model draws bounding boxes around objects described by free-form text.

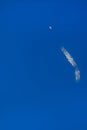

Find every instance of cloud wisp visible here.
[61,47,80,81]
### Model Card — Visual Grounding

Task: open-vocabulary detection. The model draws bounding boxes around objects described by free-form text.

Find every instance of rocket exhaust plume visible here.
[61,47,80,81]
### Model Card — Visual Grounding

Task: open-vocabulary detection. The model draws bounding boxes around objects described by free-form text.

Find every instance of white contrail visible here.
[61,47,77,67]
[75,68,80,81]
[61,47,80,81]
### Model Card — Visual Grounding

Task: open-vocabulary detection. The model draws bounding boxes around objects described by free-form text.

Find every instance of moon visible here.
[49,26,52,30]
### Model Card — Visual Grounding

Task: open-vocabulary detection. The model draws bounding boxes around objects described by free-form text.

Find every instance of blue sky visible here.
[0,0,87,129]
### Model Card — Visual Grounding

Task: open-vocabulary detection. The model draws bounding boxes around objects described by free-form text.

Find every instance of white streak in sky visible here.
[61,47,80,81]
[75,68,80,81]
[61,47,77,67]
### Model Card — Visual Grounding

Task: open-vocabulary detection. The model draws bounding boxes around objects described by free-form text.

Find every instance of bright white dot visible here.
[49,26,52,30]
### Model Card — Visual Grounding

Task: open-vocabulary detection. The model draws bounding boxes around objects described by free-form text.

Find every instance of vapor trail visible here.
[61,47,80,81]
[75,68,80,81]
[61,47,77,67]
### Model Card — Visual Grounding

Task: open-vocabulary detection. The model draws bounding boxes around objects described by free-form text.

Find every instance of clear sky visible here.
[0,0,87,129]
